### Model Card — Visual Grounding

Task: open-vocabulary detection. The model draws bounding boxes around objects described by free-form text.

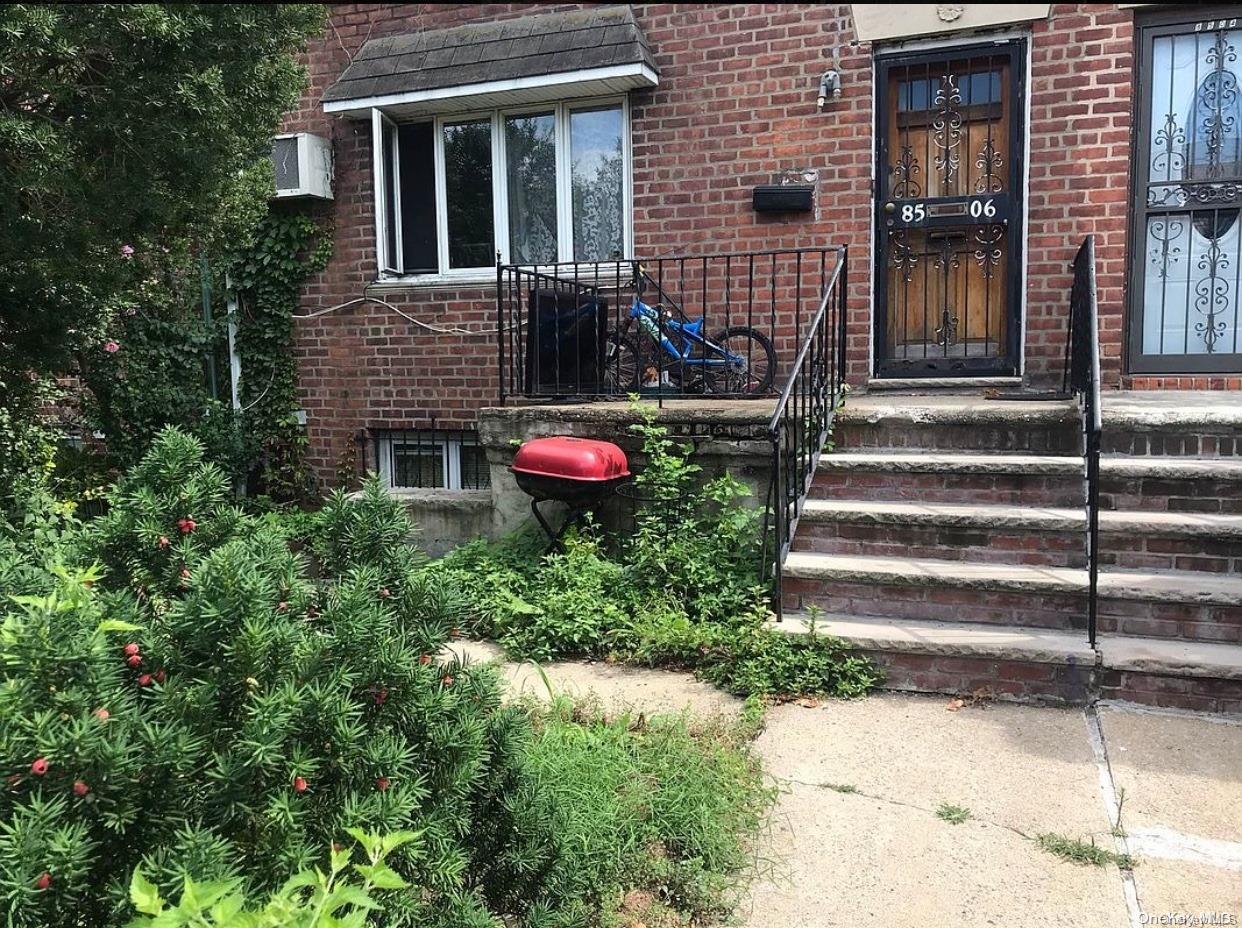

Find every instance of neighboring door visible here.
[874,41,1026,378]
[1130,10,1242,373]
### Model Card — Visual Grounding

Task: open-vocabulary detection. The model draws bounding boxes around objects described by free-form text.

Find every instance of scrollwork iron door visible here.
[1130,10,1242,373]
[874,43,1025,377]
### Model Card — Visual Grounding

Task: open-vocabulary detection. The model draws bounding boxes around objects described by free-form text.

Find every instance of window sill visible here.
[368,271,498,291]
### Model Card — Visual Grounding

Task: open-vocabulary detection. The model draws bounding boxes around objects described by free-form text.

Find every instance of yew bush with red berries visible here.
[0,429,557,927]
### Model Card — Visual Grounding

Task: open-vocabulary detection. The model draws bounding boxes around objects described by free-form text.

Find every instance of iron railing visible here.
[764,246,849,619]
[496,248,837,400]
[1065,236,1102,647]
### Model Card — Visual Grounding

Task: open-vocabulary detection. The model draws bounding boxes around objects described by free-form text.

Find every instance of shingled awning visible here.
[321,6,658,118]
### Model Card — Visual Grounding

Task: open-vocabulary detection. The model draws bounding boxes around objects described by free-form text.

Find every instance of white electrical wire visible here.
[292,296,497,336]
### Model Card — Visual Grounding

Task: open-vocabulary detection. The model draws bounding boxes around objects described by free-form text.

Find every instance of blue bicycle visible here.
[606,265,776,395]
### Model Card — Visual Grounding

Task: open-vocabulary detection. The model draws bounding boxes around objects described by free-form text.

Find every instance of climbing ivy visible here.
[226,210,332,504]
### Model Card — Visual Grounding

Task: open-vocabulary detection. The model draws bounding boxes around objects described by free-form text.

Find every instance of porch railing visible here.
[765,246,849,619]
[1066,236,1102,647]
[496,248,838,400]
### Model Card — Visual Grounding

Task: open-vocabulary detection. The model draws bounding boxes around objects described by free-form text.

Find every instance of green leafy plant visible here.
[1034,833,1136,869]
[124,831,417,928]
[935,803,973,825]
[432,411,882,701]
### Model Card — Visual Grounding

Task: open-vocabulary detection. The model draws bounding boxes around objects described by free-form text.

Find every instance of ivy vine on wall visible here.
[226,210,332,504]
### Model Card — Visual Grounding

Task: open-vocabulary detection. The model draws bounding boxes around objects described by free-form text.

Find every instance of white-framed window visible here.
[371,98,633,280]
[375,430,490,491]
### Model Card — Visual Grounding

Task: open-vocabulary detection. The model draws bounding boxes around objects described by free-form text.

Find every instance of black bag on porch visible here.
[524,287,608,395]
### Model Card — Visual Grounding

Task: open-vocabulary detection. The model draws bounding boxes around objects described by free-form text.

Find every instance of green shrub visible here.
[0,429,536,927]
[434,410,882,701]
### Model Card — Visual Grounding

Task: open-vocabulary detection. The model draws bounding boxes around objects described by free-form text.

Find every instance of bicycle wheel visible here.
[604,332,662,393]
[700,327,776,395]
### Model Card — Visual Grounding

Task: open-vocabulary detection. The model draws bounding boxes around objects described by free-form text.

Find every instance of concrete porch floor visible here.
[449,642,1242,928]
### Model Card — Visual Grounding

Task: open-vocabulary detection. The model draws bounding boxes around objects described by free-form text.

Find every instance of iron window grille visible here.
[374,428,490,491]
[1129,9,1242,373]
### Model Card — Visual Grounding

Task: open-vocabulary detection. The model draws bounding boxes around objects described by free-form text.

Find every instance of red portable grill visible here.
[511,437,630,547]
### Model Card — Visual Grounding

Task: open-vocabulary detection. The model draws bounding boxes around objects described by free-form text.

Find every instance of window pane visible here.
[458,443,491,489]
[399,122,438,274]
[444,119,495,269]
[392,443,445,488]
[570,106,625,261]
[505,112,558,264]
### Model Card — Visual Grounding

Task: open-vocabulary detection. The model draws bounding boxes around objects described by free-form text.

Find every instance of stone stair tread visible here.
[1100,455,1242,480]
[1099,635,1242,681]
[801,498,1082,530]
[784,552,1242,604]
[783,551,1087,591]
[800,498,1242,538]
[772,613,1093,665]
[818,452,1082,475]
[836,395,1078,425]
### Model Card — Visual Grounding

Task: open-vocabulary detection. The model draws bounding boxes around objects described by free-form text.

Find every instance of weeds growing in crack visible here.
[935,803,973,825]
[1036,833,1137,869]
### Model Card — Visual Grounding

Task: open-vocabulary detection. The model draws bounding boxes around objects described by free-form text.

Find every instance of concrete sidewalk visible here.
[449,643,1242,927]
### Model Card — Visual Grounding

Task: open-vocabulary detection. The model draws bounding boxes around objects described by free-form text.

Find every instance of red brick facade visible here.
[280,4,1217,486]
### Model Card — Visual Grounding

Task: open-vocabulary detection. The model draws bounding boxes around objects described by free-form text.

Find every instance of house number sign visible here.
[885,195,1010,228]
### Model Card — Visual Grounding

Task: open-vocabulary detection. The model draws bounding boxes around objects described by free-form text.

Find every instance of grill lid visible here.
[511,437,629,482]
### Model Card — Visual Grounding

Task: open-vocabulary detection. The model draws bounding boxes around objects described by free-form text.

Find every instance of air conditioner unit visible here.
[271,132,333,200]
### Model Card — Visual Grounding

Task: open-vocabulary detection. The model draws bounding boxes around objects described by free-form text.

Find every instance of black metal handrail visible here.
[763,246,848,619]
[496,248,837,400]
[1066,236,1102,647]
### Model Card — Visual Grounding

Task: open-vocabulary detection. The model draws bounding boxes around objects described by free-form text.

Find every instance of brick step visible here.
[1098,636,1242,714]
[834,397,1080,454]
[793,499,1085,567]
[772,614,1242,712]
[813,452,1083,506]
[773,613,1095,705]
[782,553,1242,642]
[1100,456,1242,514]
[1099,511,1242,574]
[1100,394,1242,458]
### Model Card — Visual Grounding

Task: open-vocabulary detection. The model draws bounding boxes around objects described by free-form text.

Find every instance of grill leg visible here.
[530,499,586,553]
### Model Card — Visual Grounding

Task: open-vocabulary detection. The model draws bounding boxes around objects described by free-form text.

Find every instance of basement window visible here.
[375,429,490,491]
[371,100,632,279]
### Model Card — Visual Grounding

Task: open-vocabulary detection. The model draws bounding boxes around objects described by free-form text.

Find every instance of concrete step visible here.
[782,552,1242,641]
[794,499,1085,568]
[1098,635,1242,714]
[1100,392,1242,458]
[1100,510,1242,576]
[1100,456,1242,515]
[834,396,1080,454]
[813,452,1083,506]
[773,612,1095,704]
[865,377,1024,393]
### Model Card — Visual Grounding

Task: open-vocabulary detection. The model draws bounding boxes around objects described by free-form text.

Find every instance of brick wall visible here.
[284,4,1156,487]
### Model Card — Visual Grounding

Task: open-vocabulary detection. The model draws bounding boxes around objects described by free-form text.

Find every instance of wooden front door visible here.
[874,42,1026,378]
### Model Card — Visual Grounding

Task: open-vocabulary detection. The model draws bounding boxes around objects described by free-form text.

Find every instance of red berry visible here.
[126,654,143,668]
[441,675,454,687]
[177,518,196,534]
[157,535,170,549]
[154,669,166,684]
[30,758,48,776]
[180,567,190,579]
[378,587,391,599]
[293,776,308,793]
[376,776,390,791]
[123,643,140,657]
[419,654,432,666]
[137,674,152,687]
[35,872,51,891]
[94,708,110,721]
[73,780,89,797]
[276,601,288,612]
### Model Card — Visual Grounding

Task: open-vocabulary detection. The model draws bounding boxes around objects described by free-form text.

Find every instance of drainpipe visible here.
[225,278,242,413]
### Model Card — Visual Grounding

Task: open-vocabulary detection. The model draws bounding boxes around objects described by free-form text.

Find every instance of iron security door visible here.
[874,42,1026,377]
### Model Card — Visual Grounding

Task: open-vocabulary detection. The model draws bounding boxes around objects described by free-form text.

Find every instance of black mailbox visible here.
[752,184,814,213]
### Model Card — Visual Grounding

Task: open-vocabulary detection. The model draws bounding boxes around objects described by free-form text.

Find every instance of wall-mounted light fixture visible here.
[816,69,842,110]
